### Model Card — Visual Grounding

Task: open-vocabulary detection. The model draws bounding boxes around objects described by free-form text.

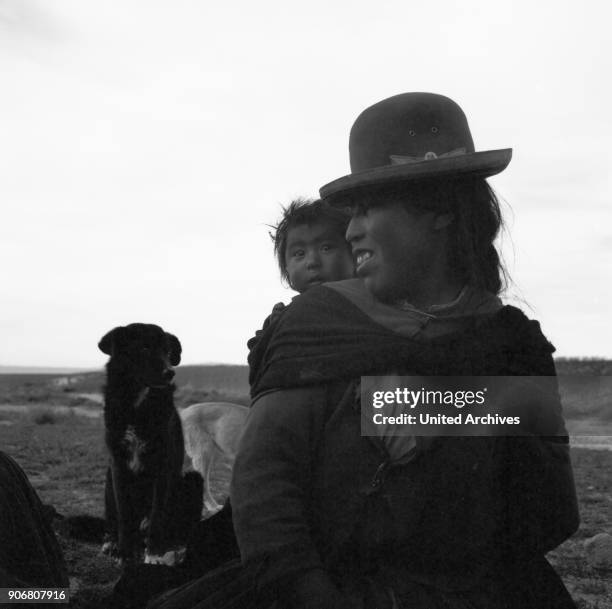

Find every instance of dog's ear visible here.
[98,327,123,355]
[166,333,182,366]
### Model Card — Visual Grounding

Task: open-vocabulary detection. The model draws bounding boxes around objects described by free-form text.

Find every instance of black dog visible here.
[99,323,194,564]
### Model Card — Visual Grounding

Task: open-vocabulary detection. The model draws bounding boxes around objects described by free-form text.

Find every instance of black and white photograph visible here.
[0,1,610,607]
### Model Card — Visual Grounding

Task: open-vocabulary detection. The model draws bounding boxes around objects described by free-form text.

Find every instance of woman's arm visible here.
[230,386,350,608]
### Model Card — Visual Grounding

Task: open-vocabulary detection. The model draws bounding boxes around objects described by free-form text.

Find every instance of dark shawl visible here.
[249,285,557,398]
[244,286,578,599]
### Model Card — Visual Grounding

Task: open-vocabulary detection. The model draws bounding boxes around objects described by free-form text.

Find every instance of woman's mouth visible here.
[355,250,373,273]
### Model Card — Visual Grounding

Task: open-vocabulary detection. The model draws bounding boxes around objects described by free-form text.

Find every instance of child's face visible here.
[284,221,354,293]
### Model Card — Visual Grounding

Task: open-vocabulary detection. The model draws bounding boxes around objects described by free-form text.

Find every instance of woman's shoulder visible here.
[493,305,555,348]
[275,282,386,339]
[288,280,370,313]
[469,304,557,375]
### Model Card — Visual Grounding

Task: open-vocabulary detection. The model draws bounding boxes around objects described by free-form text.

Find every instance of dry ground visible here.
[0,399,610,607]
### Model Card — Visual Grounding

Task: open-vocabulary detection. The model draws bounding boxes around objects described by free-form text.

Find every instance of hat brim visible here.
[319,148,512,200]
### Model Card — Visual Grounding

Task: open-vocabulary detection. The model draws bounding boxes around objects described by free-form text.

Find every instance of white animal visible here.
[180,402,249,513]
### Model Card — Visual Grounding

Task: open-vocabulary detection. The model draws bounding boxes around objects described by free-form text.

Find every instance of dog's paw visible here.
[101,539,118,557]
[143,547,186,566]
[101,541,130,568]
[102,534,143,568]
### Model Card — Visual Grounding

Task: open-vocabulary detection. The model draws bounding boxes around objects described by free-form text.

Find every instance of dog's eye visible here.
[141,347,151,355]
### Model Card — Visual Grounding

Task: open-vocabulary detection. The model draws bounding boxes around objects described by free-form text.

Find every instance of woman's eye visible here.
[293,250,305,258]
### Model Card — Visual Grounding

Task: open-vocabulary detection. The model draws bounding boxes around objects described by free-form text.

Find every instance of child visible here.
[272,197,354,294]
[247,198,354,355]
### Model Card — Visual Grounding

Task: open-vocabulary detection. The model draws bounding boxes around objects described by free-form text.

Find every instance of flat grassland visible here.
[0,362,610,608]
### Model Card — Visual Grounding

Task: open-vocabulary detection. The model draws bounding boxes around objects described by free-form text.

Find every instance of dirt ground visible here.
[0,406,610,608]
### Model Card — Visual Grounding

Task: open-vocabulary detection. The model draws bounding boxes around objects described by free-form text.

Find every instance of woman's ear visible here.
[433,213,454,230]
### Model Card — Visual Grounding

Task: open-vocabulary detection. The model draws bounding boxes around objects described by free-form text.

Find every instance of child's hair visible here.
[270,198,351,284]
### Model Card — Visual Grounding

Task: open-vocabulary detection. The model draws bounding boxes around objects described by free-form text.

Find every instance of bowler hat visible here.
[319,92,511,200]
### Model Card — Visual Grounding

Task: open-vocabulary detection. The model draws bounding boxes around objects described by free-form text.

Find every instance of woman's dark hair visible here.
[443,178,507,295]
[269,198,351,284]
[327,178,507,295]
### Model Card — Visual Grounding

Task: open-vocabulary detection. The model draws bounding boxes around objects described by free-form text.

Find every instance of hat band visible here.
[389,147,467,165]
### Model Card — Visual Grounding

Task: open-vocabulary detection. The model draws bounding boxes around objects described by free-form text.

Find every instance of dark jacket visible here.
[231,288,579,608]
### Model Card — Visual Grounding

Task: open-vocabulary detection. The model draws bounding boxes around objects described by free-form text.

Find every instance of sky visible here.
[1,0,611,367]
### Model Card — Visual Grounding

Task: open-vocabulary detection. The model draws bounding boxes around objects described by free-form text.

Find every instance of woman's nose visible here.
[345,214,365,245]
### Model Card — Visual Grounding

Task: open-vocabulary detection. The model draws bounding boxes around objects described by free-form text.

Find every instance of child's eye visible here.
[292,249,305,259]
[321,243,336,253]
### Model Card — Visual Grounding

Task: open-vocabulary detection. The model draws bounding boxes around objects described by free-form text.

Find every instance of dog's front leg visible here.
[101,465,119,556]
[110,457,140,563]
[146,465,174,557]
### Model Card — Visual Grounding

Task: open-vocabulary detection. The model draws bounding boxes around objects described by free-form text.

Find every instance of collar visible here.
[323,279,502,339]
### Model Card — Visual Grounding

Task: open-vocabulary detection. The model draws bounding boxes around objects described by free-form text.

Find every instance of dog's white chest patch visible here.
[123,425,147,474]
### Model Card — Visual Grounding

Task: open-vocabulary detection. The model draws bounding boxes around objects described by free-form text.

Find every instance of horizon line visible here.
[0,362,249,374]
[1,356,611,375]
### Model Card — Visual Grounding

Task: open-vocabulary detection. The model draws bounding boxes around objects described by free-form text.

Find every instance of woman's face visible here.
[345,201,442,304]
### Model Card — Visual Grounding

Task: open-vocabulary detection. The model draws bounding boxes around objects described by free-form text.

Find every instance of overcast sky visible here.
[1,0,610,367]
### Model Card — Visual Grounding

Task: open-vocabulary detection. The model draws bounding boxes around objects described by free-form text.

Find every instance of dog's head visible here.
[98,323,182,388]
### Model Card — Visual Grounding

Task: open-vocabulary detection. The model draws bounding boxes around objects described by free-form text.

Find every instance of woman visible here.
[230,93,579,609]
